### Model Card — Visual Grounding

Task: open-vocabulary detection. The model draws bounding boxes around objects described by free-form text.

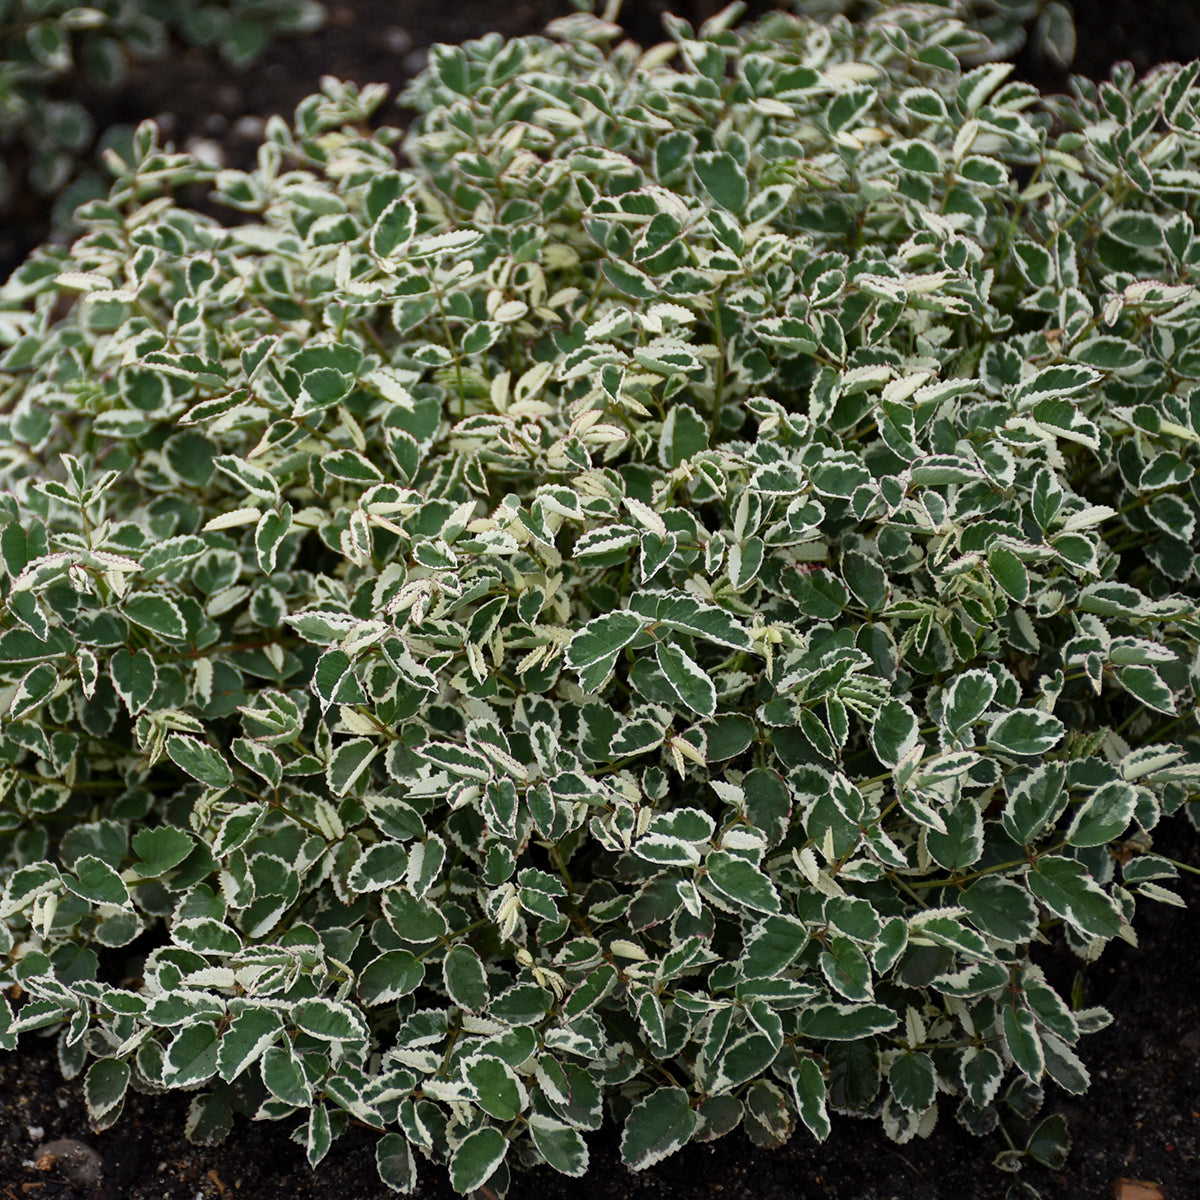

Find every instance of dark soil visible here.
[3,2,1200,1198]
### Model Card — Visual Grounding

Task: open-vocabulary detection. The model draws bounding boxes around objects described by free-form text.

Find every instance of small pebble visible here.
[35,1138,104,1187]
[214,83,242,112]
[385,26,413,55]
[233,115,266,142]
[185,137,226,169]
[403,48,429,76]
[26,1125,43,1140]
[1112,1180,1165,1200]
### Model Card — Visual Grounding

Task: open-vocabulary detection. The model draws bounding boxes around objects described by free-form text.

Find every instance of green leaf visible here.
[109,648,157,714]
[925,798,984,871]
[900,87,947,121]
[327,737,379,796]
[716,1032,777,1091]
[166,734,234,789]
[653,594,755,651]
[323,449,385,484]
[173,917,241,956]
[124,593,187,641]
[1026,856,1122,940]
[238,689,302,745]
[891,139,941,175]
[960,1047,1003,1107]
[1013,364,1100,407]
[165,1022,219,1087]
[741,769,792,845]
[695,151,748,212]
[141,535,207,581]
[601,259,658,300]
[704,851,780,915]
[942,670,997,741]
[658,403,708,468]
[1078,582,1151,618]
[450,1126,507,1193]
[84,1057,130,1121]
[358,950,424,1005]
[841,550,888,611]
[186,1092,232,1145]
[1002,1005,1043,1080]
[7,662,56,720]
[1026,1112,1071,1169]
[986,710,1064,757]
[255,507,292,573]
[466,1055,527,1121]
[214,454,279,502]
[960,876,1038,943]
[529,1115,589,1177]
[430,42,470,93]
[1066,780,1136,847]
[372,197,416,259]
[621,1086,698,1170]
[261,1043,311,1107]
[1036,1,1075,70]
[787,1056,830,1140]
[65,855,129,907]
[655,640,716,718]
[705,713,756,760]
[1117,665,1176,715]
[785,568,848,619]
[292,999,368,1044]
[444,943,489,1011]
[297,367,352,415]
[655,130,697,180]
[565,612,644,693]
[216,1007,284,1082]
[231,738,283,790]
[888,1051,935,1112]
[870,699,919,768]
[819,936,873,1003]
[1002,763,1068,844]
[798,1003,899,1041]
[132,826,194,876]
[376,1132,418,1193]
[1041,1030,1090,1095]
[307,1103,332,1168]
[987,546,1029,603]
[757,316,817,355]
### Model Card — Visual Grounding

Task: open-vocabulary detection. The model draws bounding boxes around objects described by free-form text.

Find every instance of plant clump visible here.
[0,1,1198,1193]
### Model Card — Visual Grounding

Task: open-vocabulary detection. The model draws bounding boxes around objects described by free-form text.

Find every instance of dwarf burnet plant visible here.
[0,1,1198,1193]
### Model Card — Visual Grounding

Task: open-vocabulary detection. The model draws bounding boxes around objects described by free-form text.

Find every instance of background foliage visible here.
[0,0,324,207]
[0,0,1197,1193]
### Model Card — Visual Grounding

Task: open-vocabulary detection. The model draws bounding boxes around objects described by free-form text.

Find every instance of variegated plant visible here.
[0,1,1197,1194]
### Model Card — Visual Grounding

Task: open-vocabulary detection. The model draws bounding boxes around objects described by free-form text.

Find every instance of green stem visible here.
[431,279,466,418]
[1159,856,1200,879]
[709,290,726,436]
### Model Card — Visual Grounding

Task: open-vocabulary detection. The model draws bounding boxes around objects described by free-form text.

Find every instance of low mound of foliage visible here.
[0,1,1197,1193]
